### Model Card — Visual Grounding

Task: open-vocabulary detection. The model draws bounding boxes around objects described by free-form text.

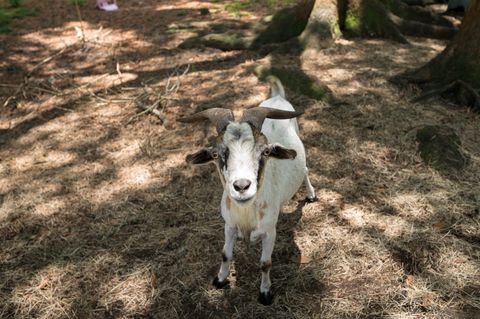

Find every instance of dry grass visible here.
[1,0,479,318]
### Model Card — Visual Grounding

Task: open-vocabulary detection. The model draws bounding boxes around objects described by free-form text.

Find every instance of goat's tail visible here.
[266,75,285,99]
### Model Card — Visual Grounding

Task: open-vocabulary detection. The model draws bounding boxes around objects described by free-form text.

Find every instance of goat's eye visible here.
[211,151,219,159]
[263,148,271,156]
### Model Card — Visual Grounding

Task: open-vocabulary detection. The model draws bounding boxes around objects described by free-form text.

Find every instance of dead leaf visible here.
[432,222,446,230]
[422,293,434,306]
[37,277,49,290]
[299,255,312,264]
[405,275,414,286]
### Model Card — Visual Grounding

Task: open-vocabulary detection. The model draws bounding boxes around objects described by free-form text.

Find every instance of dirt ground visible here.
[1,0,479,318]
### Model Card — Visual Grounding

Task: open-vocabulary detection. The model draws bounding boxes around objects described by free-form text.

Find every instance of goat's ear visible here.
[264,144,296,160]
[186,148,216,165]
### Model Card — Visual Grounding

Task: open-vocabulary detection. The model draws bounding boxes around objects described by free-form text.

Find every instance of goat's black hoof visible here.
[258,291,273,305]
[213,276,229,289]
[306,196,318,203]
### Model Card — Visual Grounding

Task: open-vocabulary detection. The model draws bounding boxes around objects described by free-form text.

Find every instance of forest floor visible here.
[0,0,479,318]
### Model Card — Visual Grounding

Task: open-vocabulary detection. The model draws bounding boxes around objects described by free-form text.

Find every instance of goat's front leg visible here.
[213,224,237,288]
[258,227,276,305]
[304,167,317,202]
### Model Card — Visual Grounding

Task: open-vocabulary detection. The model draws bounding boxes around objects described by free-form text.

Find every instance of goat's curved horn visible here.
[177,108,234,134]
[240,107,303,130]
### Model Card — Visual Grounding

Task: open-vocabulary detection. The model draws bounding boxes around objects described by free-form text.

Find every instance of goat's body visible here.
[260,95,307,206]
[216,80,316,304]
[220,94,307,236]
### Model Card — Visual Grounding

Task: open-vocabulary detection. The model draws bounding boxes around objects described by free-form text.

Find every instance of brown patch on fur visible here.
[226,197,231,210]
[251,127,268,145]
[261,202,267,210]
[261,260,272,272]
[259,210,265,220]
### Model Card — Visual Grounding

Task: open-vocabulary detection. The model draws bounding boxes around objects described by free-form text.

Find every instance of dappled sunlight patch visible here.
[34,198,65,217]
[390,193,432,219]
[12,264,79,319]
[22,22,90,49]
[301,117,324,132]
[118,164,152,186]
[433,247,480,290]
[410,38,448,53]
[372,215,410,238]
[91,163,156,203]
[75,73,138,92]
[91,100,129,119]
[150,152,185,176]
[106,140,141,162]
[338,206,366,228]
[11,149,76,172]
[97,266,156,317]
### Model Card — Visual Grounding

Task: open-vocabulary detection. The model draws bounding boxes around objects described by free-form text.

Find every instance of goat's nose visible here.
[233,179,251,193]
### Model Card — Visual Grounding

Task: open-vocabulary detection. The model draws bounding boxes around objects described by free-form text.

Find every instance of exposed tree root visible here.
[401,0,438,6]
[389,0,456,28]
[343,0,458,44]
[388,11,457,39]
[411,79,480,111]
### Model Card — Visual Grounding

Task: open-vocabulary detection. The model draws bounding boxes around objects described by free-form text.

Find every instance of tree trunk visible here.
[343,0,457,42]
[178,0,459,51]
[401,0,480,109]
[299,0,339,49]
[405,0,480,87]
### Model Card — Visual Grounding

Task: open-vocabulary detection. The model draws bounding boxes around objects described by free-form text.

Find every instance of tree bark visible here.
[178,0,460,51]
[343,0,457,42]
[252,0,315,48]
[405,0,480,87]
[299,0,339,49]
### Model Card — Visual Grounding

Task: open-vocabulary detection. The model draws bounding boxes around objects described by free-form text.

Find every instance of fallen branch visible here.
[2,42,81,108]
[127,64,190,124]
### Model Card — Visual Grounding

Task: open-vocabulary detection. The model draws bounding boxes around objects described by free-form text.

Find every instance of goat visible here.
[178,77,316,305]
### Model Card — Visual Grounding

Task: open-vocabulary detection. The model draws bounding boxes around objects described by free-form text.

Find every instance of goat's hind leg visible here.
[304,167,317,202]
[213,224,237,288]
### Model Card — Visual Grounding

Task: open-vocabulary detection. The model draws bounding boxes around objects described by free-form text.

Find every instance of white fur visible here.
[221,123,259,202]
[215,81,316,298]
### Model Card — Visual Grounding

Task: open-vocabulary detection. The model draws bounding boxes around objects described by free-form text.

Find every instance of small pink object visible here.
[96,0,118,11]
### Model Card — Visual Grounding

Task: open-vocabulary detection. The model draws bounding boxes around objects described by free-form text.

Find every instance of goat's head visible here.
[178,107,302,205]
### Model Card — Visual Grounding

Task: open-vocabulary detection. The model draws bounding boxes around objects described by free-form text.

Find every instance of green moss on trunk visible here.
[344,11,361,35]
[362,0,408,43]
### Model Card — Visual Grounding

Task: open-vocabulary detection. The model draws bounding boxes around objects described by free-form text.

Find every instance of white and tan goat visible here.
[179,77,316,305]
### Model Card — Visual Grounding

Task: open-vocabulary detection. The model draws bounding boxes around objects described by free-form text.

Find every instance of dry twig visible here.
[2,42,81,108]
[127,64,190,123]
